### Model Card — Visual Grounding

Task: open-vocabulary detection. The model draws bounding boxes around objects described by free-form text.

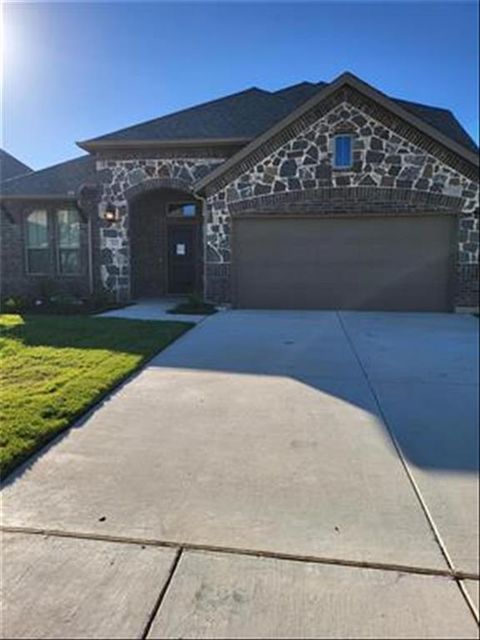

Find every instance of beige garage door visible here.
[233,215,455,311]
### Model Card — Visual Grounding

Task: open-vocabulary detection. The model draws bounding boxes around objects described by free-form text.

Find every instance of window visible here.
[26,210,49,274]
[167,203,197,218]
[333,135,353,168]
[57,209,81,274]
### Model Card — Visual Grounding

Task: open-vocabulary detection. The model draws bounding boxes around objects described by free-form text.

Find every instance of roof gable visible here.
[196,72,479,194]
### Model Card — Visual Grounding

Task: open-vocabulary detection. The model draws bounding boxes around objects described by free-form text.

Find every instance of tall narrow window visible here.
[57,209,81,274]
[26,210,49,274]
[334,135,353,168]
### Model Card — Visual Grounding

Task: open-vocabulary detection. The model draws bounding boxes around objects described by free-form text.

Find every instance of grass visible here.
[0,314,193,478]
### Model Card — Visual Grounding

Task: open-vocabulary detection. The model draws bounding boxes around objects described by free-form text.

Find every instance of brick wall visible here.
[1,201,91,301]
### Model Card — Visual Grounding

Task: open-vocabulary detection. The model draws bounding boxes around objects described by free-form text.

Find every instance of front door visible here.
[167,225,196,294]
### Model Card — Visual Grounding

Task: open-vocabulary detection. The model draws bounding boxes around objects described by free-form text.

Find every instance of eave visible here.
[0,194,89,222]
[76,137,252,152]
[0,194,76,201]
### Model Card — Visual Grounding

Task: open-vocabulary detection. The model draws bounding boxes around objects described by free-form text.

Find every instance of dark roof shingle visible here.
[80,80,477,154]
[79,85,328,145]
[0,155,95,198]
[0,149,32,181]
[393,98,478,153]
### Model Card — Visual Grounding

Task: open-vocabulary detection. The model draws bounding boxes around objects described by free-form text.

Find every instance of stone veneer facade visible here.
[95,156,225,299]
[92,94,479,309]
[202,99,479,307]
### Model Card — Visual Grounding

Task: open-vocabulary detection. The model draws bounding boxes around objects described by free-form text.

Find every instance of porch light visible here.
[104,202,118,223]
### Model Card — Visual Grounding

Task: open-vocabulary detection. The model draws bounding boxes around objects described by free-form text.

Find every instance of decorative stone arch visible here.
[124,176,197,205]
[124,176,205,300]
[97,156,224,300]
[226,187,467,217]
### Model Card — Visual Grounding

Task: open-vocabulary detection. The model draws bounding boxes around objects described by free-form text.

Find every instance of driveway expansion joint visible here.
[336,313,455,568]
[336,311,480,624]
[458,579,480,624]
[2,525,477,581]
[141,547,183,640]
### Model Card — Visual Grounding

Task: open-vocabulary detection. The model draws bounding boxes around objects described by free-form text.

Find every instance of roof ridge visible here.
[0,148,30,163]
[79,86,271,145]
[273,81,317,94]
[392,96,451,113]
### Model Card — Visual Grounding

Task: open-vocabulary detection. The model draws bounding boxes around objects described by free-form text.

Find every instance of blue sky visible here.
[2,1,479,170]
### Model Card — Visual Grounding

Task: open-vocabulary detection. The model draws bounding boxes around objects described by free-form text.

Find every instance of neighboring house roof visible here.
[0,155,95,199]
[78,79,477,154]
[196,72,480,193]
[0,149,32,181]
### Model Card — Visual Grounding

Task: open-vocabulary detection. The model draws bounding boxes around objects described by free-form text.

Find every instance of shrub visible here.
[187,292,205,308]
[38,278,59,302]
[168,293,217,315]
[1,286,124,316]
[48,293,85,314]
[1,296,29,314]
[88,287,116,311]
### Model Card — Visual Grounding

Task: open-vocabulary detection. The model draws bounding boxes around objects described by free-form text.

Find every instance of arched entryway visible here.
[129,188,203,298]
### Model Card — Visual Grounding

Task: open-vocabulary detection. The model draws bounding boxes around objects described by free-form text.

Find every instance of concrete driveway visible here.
[1,310,478,638]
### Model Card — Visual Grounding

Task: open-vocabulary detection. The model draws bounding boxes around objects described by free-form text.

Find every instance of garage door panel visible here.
[239,283,448,312]
[233,216,455,311]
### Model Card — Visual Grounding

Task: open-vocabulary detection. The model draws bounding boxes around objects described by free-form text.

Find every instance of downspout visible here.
[126,200,132,302]
[193,188,208,302]
[87,212,94,295]
[77,183,96,297]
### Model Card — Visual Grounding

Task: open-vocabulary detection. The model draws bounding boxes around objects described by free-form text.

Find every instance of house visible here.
[1,72,478,311]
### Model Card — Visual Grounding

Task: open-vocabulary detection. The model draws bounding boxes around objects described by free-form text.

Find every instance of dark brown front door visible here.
[130,203,164,297]
[168,225,196,294]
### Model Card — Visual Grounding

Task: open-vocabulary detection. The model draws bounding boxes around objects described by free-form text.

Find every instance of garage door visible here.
[233,215,455,311]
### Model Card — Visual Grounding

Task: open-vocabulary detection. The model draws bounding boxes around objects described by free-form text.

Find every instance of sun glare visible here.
[1,2,32,85]
[0,3,4,88]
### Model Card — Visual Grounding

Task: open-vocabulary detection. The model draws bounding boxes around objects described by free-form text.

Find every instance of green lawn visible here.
[0,314,193,477]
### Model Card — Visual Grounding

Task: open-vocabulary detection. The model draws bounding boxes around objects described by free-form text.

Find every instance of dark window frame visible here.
[56,208,82,276]
[25,209,50,275]
[166,202,199,219]
[23,206,84,277]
